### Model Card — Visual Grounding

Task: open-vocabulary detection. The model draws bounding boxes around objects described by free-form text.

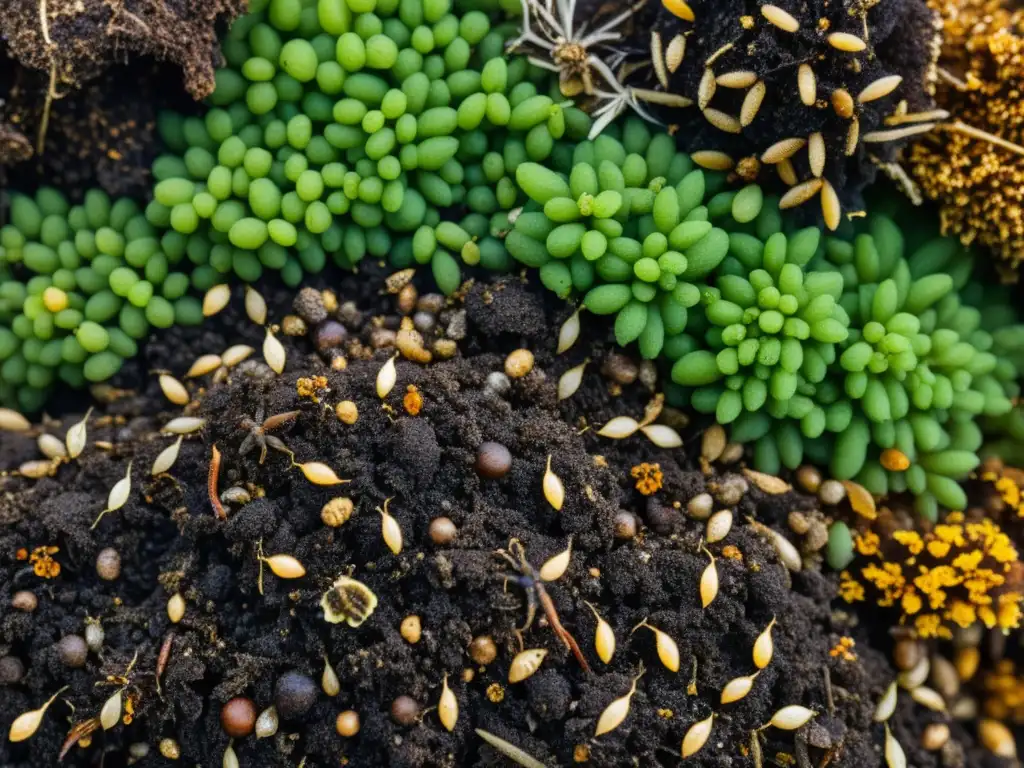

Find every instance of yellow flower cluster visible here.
[839,514,1022,638]
[980,458,1024,518]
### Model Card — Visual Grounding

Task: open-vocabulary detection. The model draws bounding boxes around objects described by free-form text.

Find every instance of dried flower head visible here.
[631,462,664,495]
[839,513,1022,638]
[30,546,61,578]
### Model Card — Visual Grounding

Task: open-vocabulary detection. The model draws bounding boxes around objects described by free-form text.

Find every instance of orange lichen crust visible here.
[631,463,664,496]
[983,659,1024,724]
[839,514,1022,638]
[30,545,61,578]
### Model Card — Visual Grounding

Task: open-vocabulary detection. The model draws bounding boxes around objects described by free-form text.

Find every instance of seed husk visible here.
[377,353,398,398]
[769,705,816,730]
[167,593,185,623]
[744,469,792,494]
[38,433,67,460]
[321,575,378,626]
[716,70,757,88]
[700,547,718,608]
[159,374,190,406]
[697,68,716,110]
[909,686,946,712]
[753,616,775,669]
[295,461,349,485]
[151,436,183,476]
[543,455,565,511]
[222,344,255,368]
[808,132,825,177]
[777,159,798,186]
[9,686,69,742]
[821,180,841,231]
[263,329,286,374]
[162,417,206,434]
[633,619,679,672]
[691,150,735,170]
[874,681,897,722]
[721,672,758,704]
[704,108,742,134]
[0,407,31,432]
[322,656,341,696]
[640,424,682,448]
[651,32,669,89]
[598,416,640,439]
[66,407,92,459]
[740,81,766,127]
[884,725,907,768]
[779,178,824,209]
[585,602,616,664]
[706,509,733,543]
[321,497,354,527]
[475,729,546,768]
[681,713,714,758]
[666,35,686,72]
[509,648,547,683]
[186,354,222,377]
[439,675,458,732]
[539,537,572,581]
[203,284,231,317]
[798,64,816,106]
[379,498,403,554]
[557,309,582,354]
[557,360,587,400]
[761,4,799,32]
[265,554,306,579]
[595,665,645,736]
[100,690,122,730]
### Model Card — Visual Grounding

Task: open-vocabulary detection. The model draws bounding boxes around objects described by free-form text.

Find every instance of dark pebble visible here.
[391,419,441,487]
[390,695,420,725]
[644,498,682,535]
[613,511,638,539]
[274,671,318,720]
[221,697,257,737]
[57,634,89,668]
[293,287,327,325]
[476,442,512,479]
[315,320,347,351]
[0,656,25,684]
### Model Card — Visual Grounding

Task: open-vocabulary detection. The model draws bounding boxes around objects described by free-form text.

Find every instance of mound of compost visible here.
[0,268,970,767]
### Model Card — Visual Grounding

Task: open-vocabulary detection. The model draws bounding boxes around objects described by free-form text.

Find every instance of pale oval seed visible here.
[910,686,946,712]
[558,361,586,400]
[721,673,757,704]
[858,75,903,103]
[162,417,206,434]
[798,64,816,106]
[186,354,222,377]
[245,286,267,324]
[666,35,686,73]
[38,433,67,460]
[100,690,122,730]
[740,81,766,127]
[266,554,306,579]
[808,132,826,177]
[698,68,716,110]
[264,329,286,374]
[543,455,565,511]
[439,675,458,731]
[557,309,582,354]
[777,158,798,186]
[167,593,185,623]
[761,4,799,32]
[598,416,639,439]
[66,407,92,458]
[700,550,719,608]
[222,344,255,368]
[821,180,841,231]
[595,668,643,736]
[874,681,898,722]
[706,509,733,543]
[704,108,742,134]
[159,374,189,406]
[223,744,240,768]
[681,713,714,758]
[255,706,279,738]
[586,602,616,664]
[640,424,682,448]
[380,504,403,554]
[377,353,398,398]
[203,284,231,317]
[716,70,757,88]
[323,657,341,696]
[884,725,907,768]
[779,178,824,209]
[761,137,806,165]
[829,32,867,52]
[152,436,183,475]
[509,649,547,683]
[831,88,855,117]
[690,151,735,170]
[753,616,775,669]
[539,538,572,581]
[769,705,816,730]
[0,407,31,432]
[297,461,348,486]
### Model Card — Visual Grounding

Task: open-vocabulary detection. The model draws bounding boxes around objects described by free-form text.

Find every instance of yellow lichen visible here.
[829,636,857,662]
[30,546,61,578]
[984,660,1024,724]
[630,462,663,496]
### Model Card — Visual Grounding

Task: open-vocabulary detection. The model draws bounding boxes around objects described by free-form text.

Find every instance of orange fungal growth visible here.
[631,463,663,496]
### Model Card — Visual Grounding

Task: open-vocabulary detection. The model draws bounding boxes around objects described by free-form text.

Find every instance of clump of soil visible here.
[0,268,979,766]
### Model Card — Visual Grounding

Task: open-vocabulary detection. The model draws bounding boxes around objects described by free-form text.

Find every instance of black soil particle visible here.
[0,267,995,766]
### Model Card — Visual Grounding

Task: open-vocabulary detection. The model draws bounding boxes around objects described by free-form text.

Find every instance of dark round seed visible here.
[613,511,638,539]
[476,441,512,479]
[293,286,328,324]
[221,697,258,737]
[336,709,360,737]
[429,517,457,545]
[274,671,318,719]
[0,656,25,685]
[315,320,348,350]
[893,639,923,671]
[390,695,420,725]
[57,634,89,668]
[11,590,38,612]
[96,548,121,580]
[469,635,497,665]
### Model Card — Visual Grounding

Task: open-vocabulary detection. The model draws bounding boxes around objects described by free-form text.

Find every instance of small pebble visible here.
[921,723,950,751]
[687,493,713,520]
[796,465,822,494]
[412,311,436,334]
[221,697,257,738]
[485,371,510,396]
[601,353,638,384]
[339,301,362,326]
[336,401,359,424]
[294,286,328,324]
[96,548,122,580]
[504,349,534,378]
[788,511,811,534]
[645,500,682,535]
[476,442,512,479]
[336,710,361,737]
[159,739,180,759]
[57,634,89,668]
[446,310,467,340]
[274,671,318,720]
[0,656,25,684]
[400,615,422,644]
[638,360,658,390]
[818,479,846,505]
[11,590,37,612]
[469,635,498,665]
[894,639,923,671]
[390,695,421,725]
[433,338,457,358]
[370,328,397,349]
[417,293,445,314]
[282,314,308,336]
[806,520,829,552]
[315,321,348,351]
[713,475,748,506]
[429,517,458,544]
[614,511,637,539]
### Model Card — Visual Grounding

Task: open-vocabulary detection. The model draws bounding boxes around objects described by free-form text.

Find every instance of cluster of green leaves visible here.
[149,0,589,293]
[0,189,204,411]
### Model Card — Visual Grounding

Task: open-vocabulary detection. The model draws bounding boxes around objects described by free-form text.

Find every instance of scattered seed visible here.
[862,123,936,143]
[158,374,189,406]
[322,656,341,696]
[543,455,565,511]
[717,70,757,89]
[979,719,1016,758]
[275,671,318,720]
[92,461,133,529]
[779,178,824,209]
[760,137,806,165]
[691,150,735,170]
[265,554,306,580]
[470,635,498,665]
[651,32,669,89]
[798,64,816,106]
[633,619,680,672]
[666,35,686,72]
[9,686,69,742]
[186,354,222,377]
[375,353,398,398]
[321,497,354,527]
[222,344,255,367]
[401,615,422,644]
[56,635,88,668]
[321,575,378,626]
[874,681,898,722]
[821,179,841,231]
[699,547,718,608]
[910,686,946,712]
[807,132,826,177]
[223,744,239,768]
[884,724,907,768]
[698,68,716,110]
[221,697,257,738]
[162,417,206,434]
[585,602,616,664]
[841,480,877,519]
[335,400,359,424]
[753,617,776,669]
[100,690,122,730]
[857,75,902,104]
[777,158,798,186]
[336,710,360,738]
[203,284,231,317]
[85,622,104,651]
[35,433,65,460]
[706,509,733,543]
[721,672,759,704]
[769,705,816,730]
[557,309,582,354]
[831,88,855,117]
[509,649,548,683]
[740,81,766,127]
[439,674,458,731]
[701,424,727,461]
[598,416,640,439]
[662,0,694,21]
[638,425,679,448]
[66,407,92,459]
[744,469,792,494]
[539,537,572,581]
[18,459,54,479]
[595,665,645,736]
[558,360,587,400]
[263,329,286,374]
[295,461,349,486]
[379,498,403,554]
[704,108,742,134]
[761,4,799,32]
[899,655,930,689]
[167,593,185,623]
[681,713,714,758]
[504,349,535,378]
[255,706,279,739]
[687,493,713,520]
[429,516,458,544]
[150,436,182,477]
[829,32,867,52]
[0,407,31,432]
[159,738,180,759]
[475,728,546,768]
[921,723,949,751]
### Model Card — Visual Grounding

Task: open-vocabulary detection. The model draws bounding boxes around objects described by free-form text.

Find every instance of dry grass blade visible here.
[475,729,546,768]
[862,123,937,143]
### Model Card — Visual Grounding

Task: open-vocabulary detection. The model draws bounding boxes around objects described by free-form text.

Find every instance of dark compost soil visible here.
[0,267,989,767]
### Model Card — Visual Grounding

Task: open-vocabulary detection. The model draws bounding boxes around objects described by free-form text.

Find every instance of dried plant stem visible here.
[39,0,52,45]
[36,59,58,155]
[209,444,227,520]
[942,120,1024,158]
